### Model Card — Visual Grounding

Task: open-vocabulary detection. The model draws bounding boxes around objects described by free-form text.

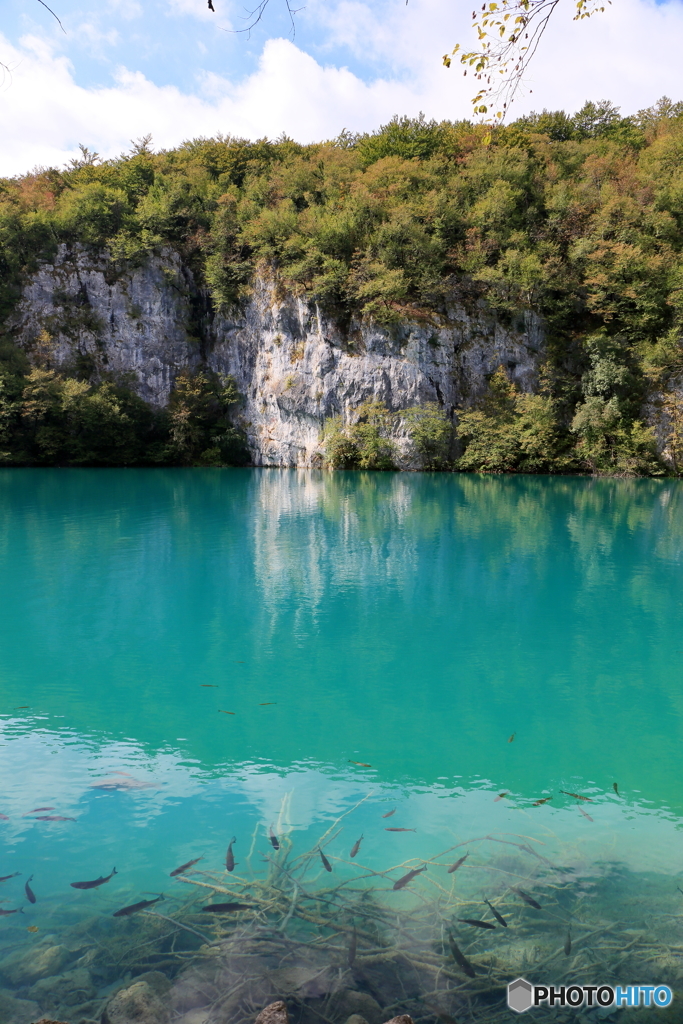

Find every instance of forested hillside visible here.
[1,98,682,473]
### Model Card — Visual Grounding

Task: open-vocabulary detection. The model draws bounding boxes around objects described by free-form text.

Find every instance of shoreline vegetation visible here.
[2,98,683,475]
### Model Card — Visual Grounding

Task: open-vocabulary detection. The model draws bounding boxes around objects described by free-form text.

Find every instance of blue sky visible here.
[2,0,683,175]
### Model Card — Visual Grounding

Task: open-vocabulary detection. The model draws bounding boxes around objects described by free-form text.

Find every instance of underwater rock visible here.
[381,1017,413,1024]
[0,944,72,986]
[100,977,170,1024]
[30,1019,70,1024]
[28,967,96,1012]
[254,1000,290,1024]
[0,988,42,1024]
[345,1014,370,1024]
[329,991,383,1024]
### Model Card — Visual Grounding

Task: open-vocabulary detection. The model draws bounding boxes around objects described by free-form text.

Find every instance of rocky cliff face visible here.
[9,244,546,467]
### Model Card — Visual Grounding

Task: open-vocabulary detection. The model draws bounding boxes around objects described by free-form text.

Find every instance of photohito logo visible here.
[507,978,673,1013]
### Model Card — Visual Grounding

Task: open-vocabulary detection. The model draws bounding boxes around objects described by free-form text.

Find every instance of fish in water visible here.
[382,808,396,818]
[24,807,54,814]
[226,837,236,872]
[170,857,203,877]
[385,827,416,832]
[348,924,357,966]
[578,805,594,822]
[201,684,218,687]
[512,887,542,910]
[0,907,22,916]
[348,760,372,767]
[447,853,469,874]
[532,797,552,806]
[218,710,235,715]
[560,791,593,802]
[27,925,39,933]
[113,894,164,917]
[564,929,572,956]
[485,899,508,927]
[319,848,332,872]
[0,814,8,821]
[33,816,76,821]
[71,867,117,889]
[269,825,280,851]
[0,872,20,882]
[25,876,36,904]
[613,782,619,795]
[494,793,508,802]
[90,776,155,791]
[508,733,515,743]
[447,931,476,978]
[392,866,427,890]
[458,918,496,930]
[202,902,252,913]
[350,835,363,858]
[15,706,29,709]
[259,703,277,705]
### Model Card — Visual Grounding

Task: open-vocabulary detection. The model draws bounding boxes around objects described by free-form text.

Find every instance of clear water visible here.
[1,469,682,1023]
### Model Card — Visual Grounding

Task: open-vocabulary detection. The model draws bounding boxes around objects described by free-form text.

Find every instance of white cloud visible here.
[1,0,683,177]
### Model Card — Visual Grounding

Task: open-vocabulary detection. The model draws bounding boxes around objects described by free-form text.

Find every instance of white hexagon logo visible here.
[507,978,534,1013]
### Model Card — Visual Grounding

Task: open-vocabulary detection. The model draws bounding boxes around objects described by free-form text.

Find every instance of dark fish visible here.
[113,894,164,917]
[226,837,236,872]
[202,902,252,913]
[269,825,280,850]
[561,791,593,802]
[25,876,36,904]
[15,706,29,709]
[392,866,427,890]
[348,760,372,767]
[564,929,572,956]
[512,887,542,910]
[33,816,76,821]
[0,872,20,882]
[613,782,619,795]
[170,857,203,877]
[382,808,396,818]
[25,807,54,814]
[578,806,594,822]
[201,684,218,687]
[259,702,277,705]
[494,793,507,801]
[348,924,357,966]
[0,907,22,916]
[71,867,117,889]
[448,853,469,874]
[678,886,683,896]
[484,898,508,927]
[458,917,495,930]
[218,710,235,715]
[350,835,363,858]
[0,815,8,821]
[385,827,416,832]
[319,848,332,872]
[508,733,515,743]
[532,797,552,806]
[447,930,476,978]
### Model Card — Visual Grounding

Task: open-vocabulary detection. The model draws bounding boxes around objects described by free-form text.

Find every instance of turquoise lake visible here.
[1,469,682,1021]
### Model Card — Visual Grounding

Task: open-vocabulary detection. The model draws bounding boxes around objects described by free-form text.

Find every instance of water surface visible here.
[1,470,682,1021]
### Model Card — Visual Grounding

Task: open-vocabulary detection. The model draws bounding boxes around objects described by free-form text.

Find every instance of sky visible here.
[1,0,683,176]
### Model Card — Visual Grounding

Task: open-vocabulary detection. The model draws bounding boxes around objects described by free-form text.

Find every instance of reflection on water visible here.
[0,470,682,1022]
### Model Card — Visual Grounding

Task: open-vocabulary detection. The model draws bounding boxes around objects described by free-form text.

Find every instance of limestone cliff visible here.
[9,244,545,468]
